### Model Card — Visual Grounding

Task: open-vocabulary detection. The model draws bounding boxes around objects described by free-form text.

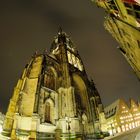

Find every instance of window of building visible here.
[112,109,113,112]
[124,2,132,8]
[133,4,140,11]
[135,12,140,19]
[121,29,126,35]
[127,9,134,16]
[117,127,121,133]
[112,5,119,11]
[67,50,83,71]
[44,71,56,90]
[122,106,125,109]
[119,47,126,54]
[127,42,131,48]
[124,2,140,20]
[109,0,115,5]
[108,0,118,11]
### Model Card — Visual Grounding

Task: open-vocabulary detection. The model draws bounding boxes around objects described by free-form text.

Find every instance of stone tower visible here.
[2,29,103,139]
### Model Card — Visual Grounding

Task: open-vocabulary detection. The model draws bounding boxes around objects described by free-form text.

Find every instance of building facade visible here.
[92,0,140,79]
[0,112,4,133]
[130,99,140,127]
[104,99,140,136]
[2,30,104,139]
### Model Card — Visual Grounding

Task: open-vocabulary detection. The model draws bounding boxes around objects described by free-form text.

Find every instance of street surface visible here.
[0,127,140,140]
[105,126,140,140]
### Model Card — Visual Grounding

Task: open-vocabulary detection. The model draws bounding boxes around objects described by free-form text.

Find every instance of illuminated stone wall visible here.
[104,98,140,136]
[2,30,104,139]
[92,0,140,79]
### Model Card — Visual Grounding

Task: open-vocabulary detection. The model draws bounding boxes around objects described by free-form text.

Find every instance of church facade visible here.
[2,30,103,139]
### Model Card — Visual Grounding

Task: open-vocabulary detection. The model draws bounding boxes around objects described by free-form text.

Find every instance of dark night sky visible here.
[0,0,140,113]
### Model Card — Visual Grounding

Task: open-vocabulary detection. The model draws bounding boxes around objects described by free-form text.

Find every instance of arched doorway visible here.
[44,99,55,124]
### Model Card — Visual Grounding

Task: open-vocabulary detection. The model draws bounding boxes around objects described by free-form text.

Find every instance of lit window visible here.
[132,122,135,128]
[129,123,132,129]
[117,127,121,133]
[122,106,125,109]
[121,125,125,132]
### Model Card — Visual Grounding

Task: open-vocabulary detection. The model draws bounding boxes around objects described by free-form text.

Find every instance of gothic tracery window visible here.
[67,50,83,71]
[44,69,55,90]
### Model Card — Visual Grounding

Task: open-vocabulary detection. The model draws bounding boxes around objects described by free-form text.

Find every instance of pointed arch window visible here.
[67,50,83,71]
[44,70,55,90]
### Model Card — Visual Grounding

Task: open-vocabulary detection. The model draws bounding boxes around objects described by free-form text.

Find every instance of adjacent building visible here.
[130,99,140,127]
[92,0,140,79]
[104,99,140,135]
[2,29,104,139]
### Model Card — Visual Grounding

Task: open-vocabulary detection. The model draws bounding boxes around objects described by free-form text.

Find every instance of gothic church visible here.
[3,29,103,139]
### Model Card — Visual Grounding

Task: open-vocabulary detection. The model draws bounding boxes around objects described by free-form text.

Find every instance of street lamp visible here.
[65,117,71,140]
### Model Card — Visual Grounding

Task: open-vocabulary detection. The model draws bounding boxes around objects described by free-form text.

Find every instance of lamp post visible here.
[65,117,71,140]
